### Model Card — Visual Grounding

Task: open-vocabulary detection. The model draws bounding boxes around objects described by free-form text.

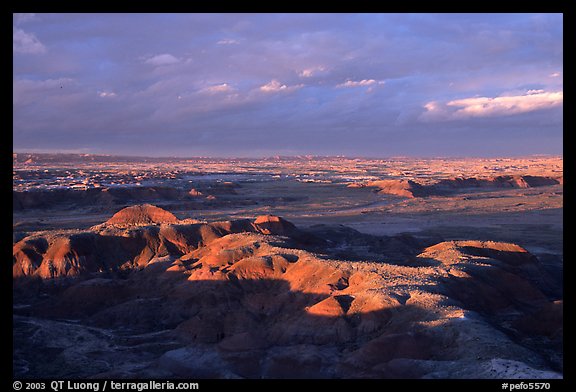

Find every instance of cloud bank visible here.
[422,90,563,121]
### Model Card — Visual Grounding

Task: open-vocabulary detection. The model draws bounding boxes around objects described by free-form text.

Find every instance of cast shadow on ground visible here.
[13,246,562,379]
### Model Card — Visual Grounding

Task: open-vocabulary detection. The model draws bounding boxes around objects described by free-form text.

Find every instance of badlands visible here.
[13,154,562,379]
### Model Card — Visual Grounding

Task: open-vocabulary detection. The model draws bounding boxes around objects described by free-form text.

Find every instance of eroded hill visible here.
[13,205,562,379]
[350,175,562,198]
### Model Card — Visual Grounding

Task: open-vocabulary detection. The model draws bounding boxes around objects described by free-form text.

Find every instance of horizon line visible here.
[12,150,563,161]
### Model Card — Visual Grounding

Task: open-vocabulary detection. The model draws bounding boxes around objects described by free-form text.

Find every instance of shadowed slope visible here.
[13,212,562,378]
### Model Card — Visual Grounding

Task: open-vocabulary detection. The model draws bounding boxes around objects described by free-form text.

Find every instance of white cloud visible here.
[258,80,303,94]
[145,53,180,66]
[421,90,563,121]
[98,91,117,98]
[13,28,46,54]
[200,83,234,94]
[299,66,326,78]
[448,91,563,117]
[217,39,239,45]
[423,101,440,112]
[260,80,287,92]
[336,79,384,88]
[549,72,561,78]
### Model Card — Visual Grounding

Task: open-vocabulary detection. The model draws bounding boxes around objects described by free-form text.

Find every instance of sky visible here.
[13,13,563,157]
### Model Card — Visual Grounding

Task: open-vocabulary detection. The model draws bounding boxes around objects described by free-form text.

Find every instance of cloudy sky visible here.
[13,13,563,157]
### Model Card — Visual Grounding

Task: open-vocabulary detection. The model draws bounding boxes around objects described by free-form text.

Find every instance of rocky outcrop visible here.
[365,179,428,198]
[254,215,298,235]
[106,204,179,226]
[352,175,561,198]
[434,175,559,191]
[188,188,203,197]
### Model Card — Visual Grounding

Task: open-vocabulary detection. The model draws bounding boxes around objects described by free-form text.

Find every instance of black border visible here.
[8,3,571,390]
[9,1,567,13]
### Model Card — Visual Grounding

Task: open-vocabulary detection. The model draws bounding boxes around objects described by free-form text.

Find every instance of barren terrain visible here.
[13,154,563,379]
